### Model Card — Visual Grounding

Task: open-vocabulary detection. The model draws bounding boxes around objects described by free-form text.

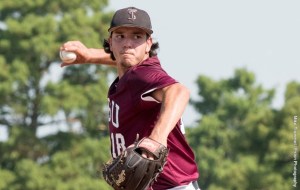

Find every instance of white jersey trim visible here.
[141,88,160,103]
[179,118,186,134]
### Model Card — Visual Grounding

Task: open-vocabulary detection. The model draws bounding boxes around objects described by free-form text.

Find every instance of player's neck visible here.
[117,55,150,78]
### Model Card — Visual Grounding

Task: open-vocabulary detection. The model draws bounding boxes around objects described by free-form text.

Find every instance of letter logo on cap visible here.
[127,8,137,21]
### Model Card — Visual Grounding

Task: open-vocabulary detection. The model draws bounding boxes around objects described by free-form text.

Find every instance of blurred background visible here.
[0,0,299,189]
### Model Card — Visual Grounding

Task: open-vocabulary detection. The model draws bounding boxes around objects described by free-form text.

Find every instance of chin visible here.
[120,60,134,68]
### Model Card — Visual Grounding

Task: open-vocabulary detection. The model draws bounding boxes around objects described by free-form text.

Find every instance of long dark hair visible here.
[103,35,159,61]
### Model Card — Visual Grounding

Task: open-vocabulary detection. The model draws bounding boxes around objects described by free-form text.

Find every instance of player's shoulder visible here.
[132,56,163,73]
[141,56,161,66]
[130,57,162,76]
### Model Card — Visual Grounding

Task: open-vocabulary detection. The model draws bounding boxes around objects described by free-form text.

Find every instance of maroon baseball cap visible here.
[108,7,153,35]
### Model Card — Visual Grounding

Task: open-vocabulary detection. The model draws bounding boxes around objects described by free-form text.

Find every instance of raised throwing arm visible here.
[60,41,116,67]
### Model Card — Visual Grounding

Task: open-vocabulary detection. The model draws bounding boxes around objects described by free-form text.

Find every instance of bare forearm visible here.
[86,48,116,66]
[150,84,190,146]
[60,41,116,67]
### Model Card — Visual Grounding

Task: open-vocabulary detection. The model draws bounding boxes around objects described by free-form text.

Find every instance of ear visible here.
[146,37,153,53]
[108,37,113,50]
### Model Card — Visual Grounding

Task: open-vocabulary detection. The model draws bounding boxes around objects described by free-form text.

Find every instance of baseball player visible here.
[60,7,200,190]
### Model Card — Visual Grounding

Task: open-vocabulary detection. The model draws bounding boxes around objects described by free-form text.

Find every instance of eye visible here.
[115,34,124,40]
[133,35,142,40]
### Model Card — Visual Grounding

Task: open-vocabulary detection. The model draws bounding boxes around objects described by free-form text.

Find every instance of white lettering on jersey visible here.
[110,133,126,158]
[108,99,120,128]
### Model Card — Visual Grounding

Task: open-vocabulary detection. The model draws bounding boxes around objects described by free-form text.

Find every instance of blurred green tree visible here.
[188,68,299,190]
[0,0,114,189]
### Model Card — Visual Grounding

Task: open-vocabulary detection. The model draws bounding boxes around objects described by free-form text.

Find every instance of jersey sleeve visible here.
[128,61,177,103]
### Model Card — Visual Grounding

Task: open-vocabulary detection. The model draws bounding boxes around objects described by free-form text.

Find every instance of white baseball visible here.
[60,50,77,63]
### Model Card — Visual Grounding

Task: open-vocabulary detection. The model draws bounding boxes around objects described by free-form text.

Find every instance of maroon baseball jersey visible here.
[107,56,199,189]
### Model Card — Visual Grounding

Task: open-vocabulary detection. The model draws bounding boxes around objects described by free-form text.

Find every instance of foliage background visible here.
[0,0,299,190]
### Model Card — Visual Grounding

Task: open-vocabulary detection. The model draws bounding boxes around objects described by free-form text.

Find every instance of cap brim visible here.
[108,24,153,35]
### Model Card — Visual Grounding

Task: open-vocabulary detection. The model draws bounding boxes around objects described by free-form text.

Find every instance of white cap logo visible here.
[127,8,137,21]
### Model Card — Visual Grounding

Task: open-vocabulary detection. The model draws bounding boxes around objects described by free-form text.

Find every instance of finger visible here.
[61,62,71,67]
[141,151,154,160]
[61,41,81,52]
[61,45,78,52]
[142,152,147,158]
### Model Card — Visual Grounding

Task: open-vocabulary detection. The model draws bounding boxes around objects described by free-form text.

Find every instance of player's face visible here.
[109,27,152,71]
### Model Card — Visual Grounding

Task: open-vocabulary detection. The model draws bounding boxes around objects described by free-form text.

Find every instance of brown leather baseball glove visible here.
[102,135,169,190]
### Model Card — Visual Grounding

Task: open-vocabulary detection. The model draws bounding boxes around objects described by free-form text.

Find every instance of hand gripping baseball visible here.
[103,135,169,190]
[59,41,90,67]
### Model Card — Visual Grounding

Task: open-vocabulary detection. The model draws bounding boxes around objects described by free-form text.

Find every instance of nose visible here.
[123,37,133,49]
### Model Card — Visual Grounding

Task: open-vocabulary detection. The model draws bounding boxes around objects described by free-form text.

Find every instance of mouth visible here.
[120,51,134,56]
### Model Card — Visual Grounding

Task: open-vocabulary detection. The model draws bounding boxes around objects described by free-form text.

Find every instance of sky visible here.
[107,0,300,126]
